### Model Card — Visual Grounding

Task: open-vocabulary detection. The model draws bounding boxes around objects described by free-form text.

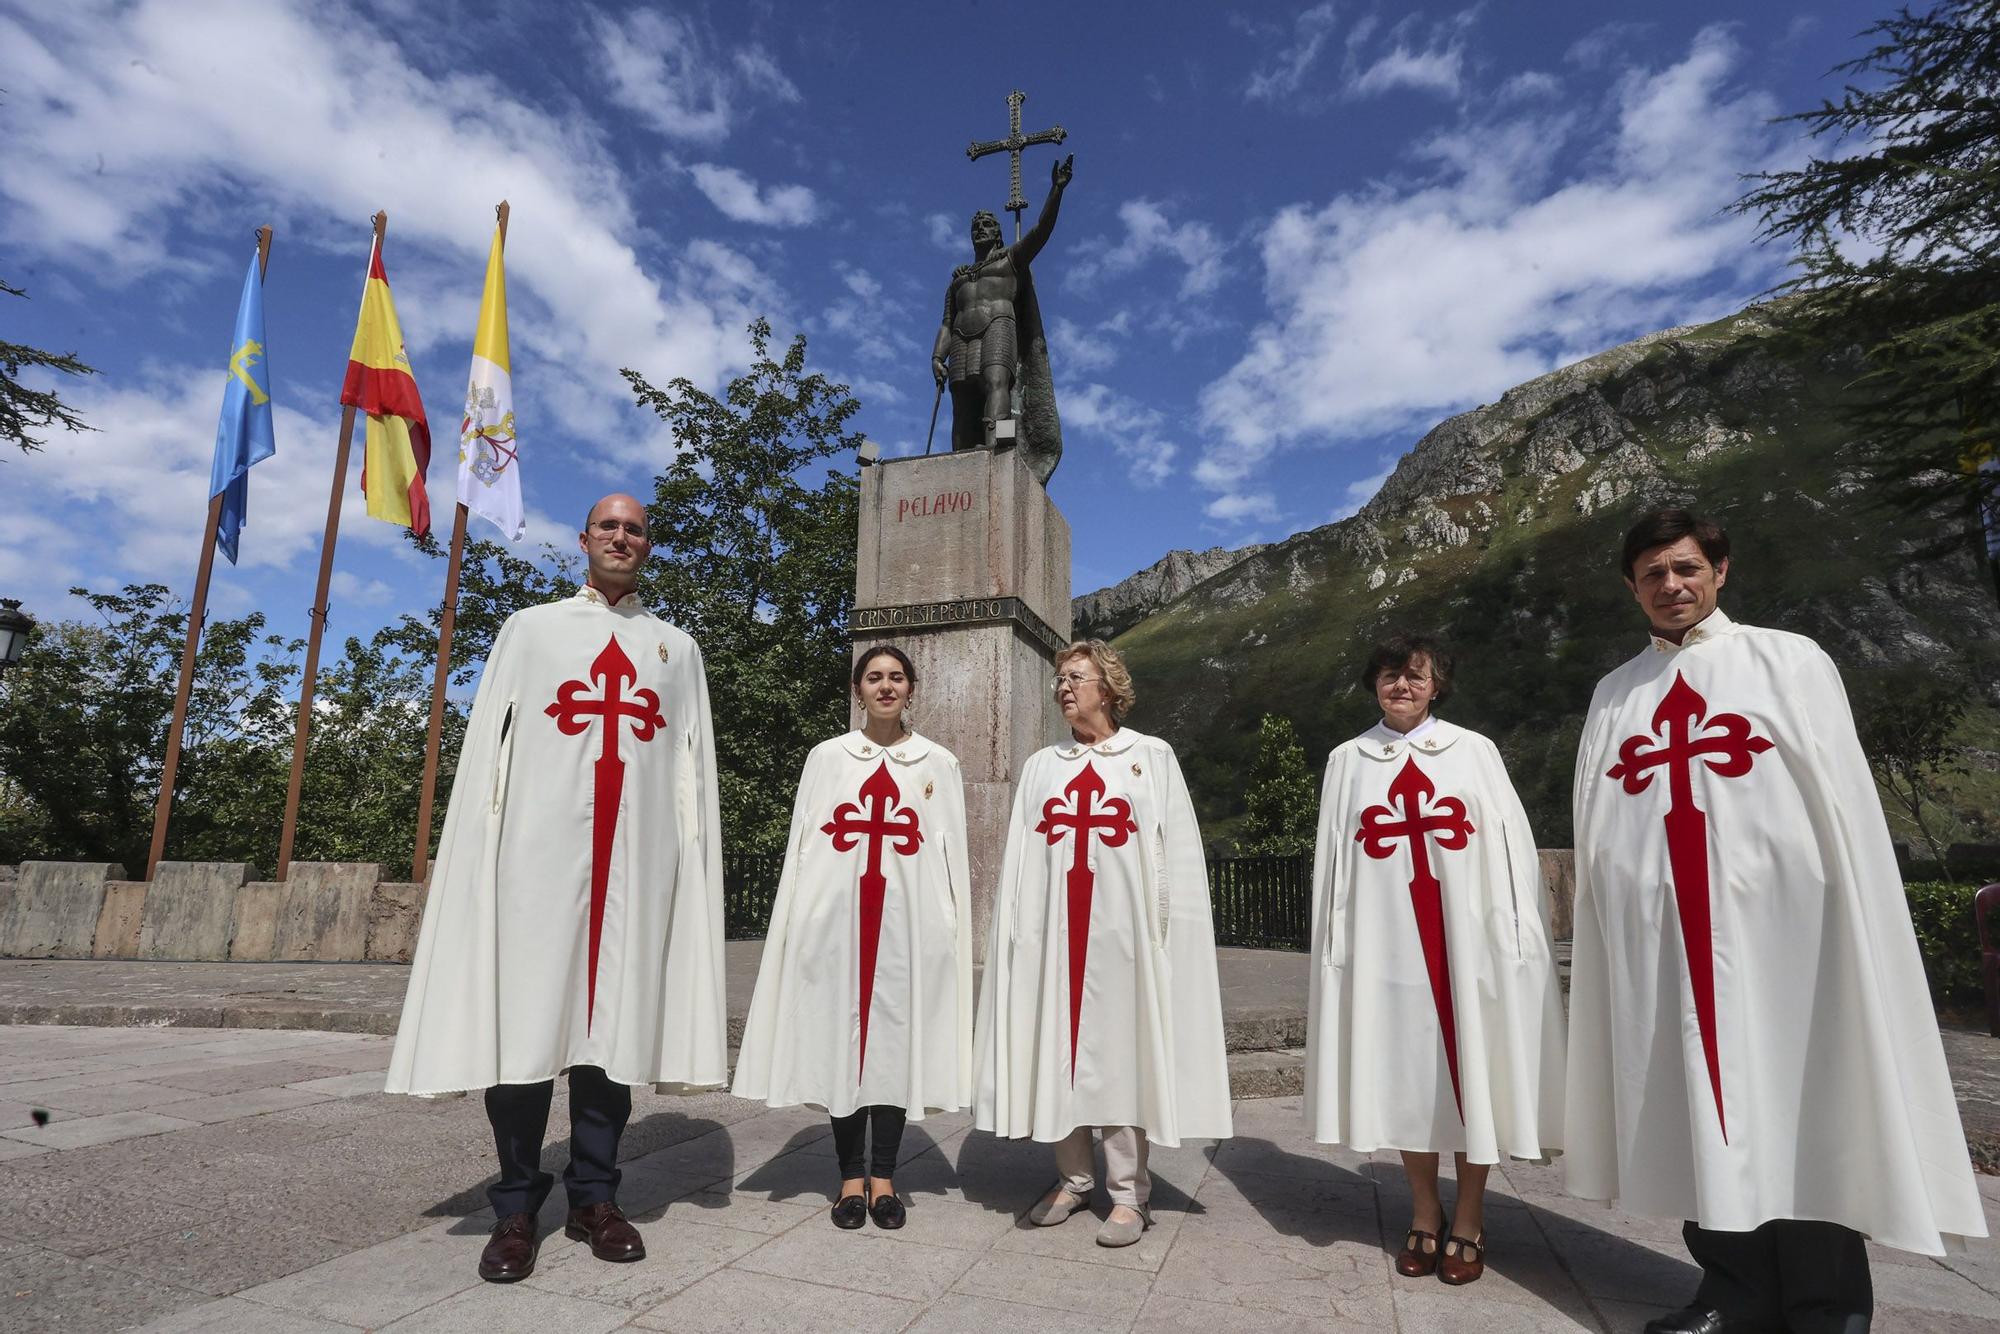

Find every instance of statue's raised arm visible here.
[1014,154,1073,267]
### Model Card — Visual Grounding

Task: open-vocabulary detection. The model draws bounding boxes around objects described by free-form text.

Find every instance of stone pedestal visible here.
[853,448,1070,956]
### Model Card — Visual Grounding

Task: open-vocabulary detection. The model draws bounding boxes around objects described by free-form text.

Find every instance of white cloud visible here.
[925,212,962,252]
[1246,2,1339,103]
[1205,491,1280,525]
[1331,465,1393,520]
[1049,316,1123,374]
[1499,70,1561,102]
[689,163,818,227]
[1070,199,1226,299]
[1060,382,1179,487]
[1198,27,1785,491]
[1353,45,1464,98]
[331,570,394,606]
[594,10,797,143]
[821,265,911,367]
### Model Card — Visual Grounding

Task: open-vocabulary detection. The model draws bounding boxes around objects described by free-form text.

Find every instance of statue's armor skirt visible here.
[949,316,1016,382]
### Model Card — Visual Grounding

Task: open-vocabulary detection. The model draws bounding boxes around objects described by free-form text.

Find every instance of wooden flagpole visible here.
[147,225,274,882]
[409,201,509,882]
[277,210,385,879]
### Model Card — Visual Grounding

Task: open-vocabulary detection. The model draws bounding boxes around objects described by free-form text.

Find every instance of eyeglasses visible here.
[1378,670,1434,686]
[588,520,647,540]
[1052,672,1103,691]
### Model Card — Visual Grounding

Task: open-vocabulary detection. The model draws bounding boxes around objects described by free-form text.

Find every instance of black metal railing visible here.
[721,850,1314,949]
[1206,853,1312,949]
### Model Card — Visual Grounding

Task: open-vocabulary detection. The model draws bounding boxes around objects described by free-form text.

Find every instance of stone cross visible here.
[966,89,1067,241]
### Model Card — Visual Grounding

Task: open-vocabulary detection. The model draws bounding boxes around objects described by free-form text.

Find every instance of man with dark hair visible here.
[1565,506,1984,1333]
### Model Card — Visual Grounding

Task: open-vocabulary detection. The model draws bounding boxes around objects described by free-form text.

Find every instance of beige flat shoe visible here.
[1096,1204,1147,1248]
[1029,1183,1091,1227]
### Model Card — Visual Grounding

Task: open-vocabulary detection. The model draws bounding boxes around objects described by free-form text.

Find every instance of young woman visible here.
[732,645,972,1230]
[1304,632,1564,1285]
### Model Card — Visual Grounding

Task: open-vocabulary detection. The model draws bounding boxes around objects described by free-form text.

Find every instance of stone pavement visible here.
[1,1025,1997,1333]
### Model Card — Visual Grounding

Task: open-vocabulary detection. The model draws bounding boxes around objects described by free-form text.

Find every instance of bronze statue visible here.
[931,154,1072,483]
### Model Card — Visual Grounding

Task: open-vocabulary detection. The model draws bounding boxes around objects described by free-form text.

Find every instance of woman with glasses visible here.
[974,639,1231,1248]
[1304,632,1564,1286]
[734,645,973,1232]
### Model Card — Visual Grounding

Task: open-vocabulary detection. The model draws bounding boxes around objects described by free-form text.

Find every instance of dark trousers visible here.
[484,1065,632,1217]
[829,1105,907,1180]
[1684,1219,1873,1333]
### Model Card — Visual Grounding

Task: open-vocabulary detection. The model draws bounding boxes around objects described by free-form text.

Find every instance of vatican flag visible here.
[457,221,523,540]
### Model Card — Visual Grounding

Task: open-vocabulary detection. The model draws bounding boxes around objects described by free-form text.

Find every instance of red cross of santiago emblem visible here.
[1035,761,1137,1083]
[820,760,923,1074]
[545,635,668,1031]
[1606,670,1773,1141]
[1355,756,1475,1120]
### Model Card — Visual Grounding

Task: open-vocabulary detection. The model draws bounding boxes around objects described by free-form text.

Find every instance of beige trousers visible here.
[1054,1125,1151,1210]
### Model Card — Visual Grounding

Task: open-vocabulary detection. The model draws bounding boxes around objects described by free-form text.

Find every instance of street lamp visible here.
[0,599,34,673]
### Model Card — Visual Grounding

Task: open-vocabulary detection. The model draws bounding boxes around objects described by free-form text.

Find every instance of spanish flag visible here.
[342,238,431,536]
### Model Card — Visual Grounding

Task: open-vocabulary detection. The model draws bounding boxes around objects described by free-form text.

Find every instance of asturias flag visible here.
[209,253,277,565]
[458,223,524,540]
[342,238,431,537]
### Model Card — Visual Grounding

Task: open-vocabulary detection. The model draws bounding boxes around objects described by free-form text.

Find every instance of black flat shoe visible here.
[830,1193,867,1230]
[868,1192,906,1230]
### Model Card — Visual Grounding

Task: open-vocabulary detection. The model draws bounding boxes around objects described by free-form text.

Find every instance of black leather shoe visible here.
[869,1191,906,1230]
[831,1193,867,1229]
[1642,1306,1737,1334]
[477,1211,538,1282]
[564,1201,645,1262]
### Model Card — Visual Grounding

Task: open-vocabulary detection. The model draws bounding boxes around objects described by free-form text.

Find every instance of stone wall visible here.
[0,854,1589,961]
[0,862,430,963]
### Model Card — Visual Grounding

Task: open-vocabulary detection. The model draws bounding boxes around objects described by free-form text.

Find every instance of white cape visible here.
[733,731,973,1117]
[974,728,1233,1147]
[1566,610,1984,1254]
[386,589,727,1095]
[1305,719,1564,1159]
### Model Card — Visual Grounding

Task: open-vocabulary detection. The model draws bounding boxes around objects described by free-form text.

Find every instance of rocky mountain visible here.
[1072,544,1264,641]
[1107,302,2000,847]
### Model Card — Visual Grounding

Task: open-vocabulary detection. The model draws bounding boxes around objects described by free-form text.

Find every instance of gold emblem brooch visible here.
[1132,763,1142,776]
[656,643,668,663]
[924,781,934,800]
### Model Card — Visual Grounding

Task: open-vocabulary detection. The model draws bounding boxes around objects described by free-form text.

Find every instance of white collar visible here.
[836,730,932,763]
[1055,726,1141,759]
[575,584,646,613]
[1359,717,1461,761]
[1649,606,1734,653]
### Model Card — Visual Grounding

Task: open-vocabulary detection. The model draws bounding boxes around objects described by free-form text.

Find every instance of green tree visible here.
[621,319,861,852]
[1852,668,1972,879]
[2,278,97,454]
[1240,713,1318,856]
[1735,1,2000,584]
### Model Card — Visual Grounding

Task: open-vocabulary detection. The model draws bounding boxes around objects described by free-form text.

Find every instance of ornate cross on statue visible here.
[821,760,923,1073]
[546,635,668,1031]
[966,89,1067,242]
[1607,670,1774,1142]
[1356,757,1476,1120]
[1035,761,1137,1082]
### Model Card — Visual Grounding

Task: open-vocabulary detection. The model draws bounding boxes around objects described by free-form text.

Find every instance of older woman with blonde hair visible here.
[973,639,1232,1247]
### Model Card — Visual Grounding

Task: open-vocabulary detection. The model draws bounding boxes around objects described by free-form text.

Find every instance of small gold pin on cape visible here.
[924,781,934,800]
[656,643,668,663]
[1131,763,1142,776]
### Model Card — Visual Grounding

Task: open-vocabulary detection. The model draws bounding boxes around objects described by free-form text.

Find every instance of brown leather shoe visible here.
[477,1211,539,1282]
[1438,1232,1485,1285]
[565,1200,645,1262]
[1396,1228,1440,1277]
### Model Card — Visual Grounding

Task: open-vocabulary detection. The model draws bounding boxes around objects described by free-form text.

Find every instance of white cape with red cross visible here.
[732,731,974,1118]
[1566,611,1985,1255]
[1303,719,1566,1161]
[973,728,1233,1147]
[386,590,728,1096]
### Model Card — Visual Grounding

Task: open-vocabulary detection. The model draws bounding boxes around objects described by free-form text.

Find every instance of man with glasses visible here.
[387,492,728,1283]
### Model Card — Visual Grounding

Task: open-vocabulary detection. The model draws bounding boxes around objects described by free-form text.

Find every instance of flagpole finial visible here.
[496,201,510,245]
[371,210,388,243]
[254,225,274,279]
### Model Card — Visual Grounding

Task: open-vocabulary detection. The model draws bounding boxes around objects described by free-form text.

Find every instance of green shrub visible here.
[1904,880,1983,1009]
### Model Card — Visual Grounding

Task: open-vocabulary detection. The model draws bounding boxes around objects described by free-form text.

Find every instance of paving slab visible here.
[629,1267,921,1332]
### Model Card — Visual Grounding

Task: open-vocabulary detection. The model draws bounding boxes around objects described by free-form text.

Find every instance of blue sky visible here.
[0,0,1880,648]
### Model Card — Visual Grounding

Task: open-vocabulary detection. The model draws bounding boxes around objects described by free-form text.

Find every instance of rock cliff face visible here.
[1072,544,1265,641]
[1104,302,2000,845]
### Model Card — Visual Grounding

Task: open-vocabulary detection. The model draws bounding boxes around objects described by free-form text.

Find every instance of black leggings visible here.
[829,1105,907,1180]
[1684,1218,1872,1334]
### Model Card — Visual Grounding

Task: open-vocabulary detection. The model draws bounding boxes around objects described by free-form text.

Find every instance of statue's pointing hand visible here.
[1052,154,1074,190]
